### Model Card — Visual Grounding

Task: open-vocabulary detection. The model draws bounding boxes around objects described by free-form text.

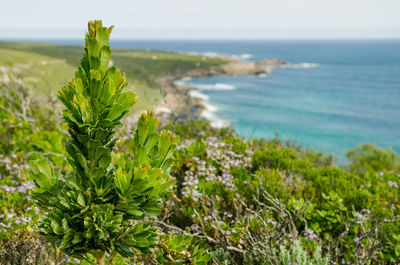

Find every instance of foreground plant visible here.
[29,20,177,264]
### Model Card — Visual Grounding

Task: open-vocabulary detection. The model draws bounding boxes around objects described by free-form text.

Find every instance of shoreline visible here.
[154,57,287,124]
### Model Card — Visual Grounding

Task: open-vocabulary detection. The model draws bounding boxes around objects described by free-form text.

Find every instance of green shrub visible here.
[243,240,330,265]
[347,143,400,175]
[29,21,177,264]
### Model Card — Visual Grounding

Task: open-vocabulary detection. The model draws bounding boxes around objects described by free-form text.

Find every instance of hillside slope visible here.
[0,41,229,112]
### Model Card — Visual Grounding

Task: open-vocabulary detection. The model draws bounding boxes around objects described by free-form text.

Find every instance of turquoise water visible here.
[153,40,400,158]
[40,39,400,157]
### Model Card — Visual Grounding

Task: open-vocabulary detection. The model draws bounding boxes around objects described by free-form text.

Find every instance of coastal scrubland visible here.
[0,40,399,265]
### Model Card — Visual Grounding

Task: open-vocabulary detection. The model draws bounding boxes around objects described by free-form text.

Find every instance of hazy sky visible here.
[1,0,400,39]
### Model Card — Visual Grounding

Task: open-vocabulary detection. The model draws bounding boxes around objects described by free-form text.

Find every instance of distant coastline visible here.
[154,55,288,124]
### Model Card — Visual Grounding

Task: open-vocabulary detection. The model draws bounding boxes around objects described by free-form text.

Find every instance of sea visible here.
[39,39,400,159]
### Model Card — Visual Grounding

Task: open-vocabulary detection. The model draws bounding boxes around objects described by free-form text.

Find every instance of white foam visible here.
[232,53,253,60]
[192,83,236,91]
[173,75,235,91]
[200,52,252,61]
[299,62,320,68]
[173,76,192,86]
[280,62,320,69]
[189,90,209,100]
[189,92,229,128]
[203,102,218,112]
[172,73,232,129]
[200,110,230,128]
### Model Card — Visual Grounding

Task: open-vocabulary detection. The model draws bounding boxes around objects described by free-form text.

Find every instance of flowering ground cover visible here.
[1,81,400,264]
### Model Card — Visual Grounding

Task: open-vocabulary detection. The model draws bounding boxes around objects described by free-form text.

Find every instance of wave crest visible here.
[200,110,230,128]
[187,86,230,128]
[174,78,235,91]
[280,62,320,69]
[232,53,252,60]
[173,76,192,86]
[189,90,209,100]
[200,52,252,61]
[192,83,236,91]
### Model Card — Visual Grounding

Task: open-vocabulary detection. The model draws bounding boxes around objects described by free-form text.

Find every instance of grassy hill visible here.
[0,41,228,112]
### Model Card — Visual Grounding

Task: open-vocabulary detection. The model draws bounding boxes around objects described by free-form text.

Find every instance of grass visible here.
[0,41,228,112]
[0,48,75,100]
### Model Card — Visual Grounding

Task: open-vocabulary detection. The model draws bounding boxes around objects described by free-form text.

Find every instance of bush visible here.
[29,21,177,264]
[244,240,329,265]
[347,143,400,175]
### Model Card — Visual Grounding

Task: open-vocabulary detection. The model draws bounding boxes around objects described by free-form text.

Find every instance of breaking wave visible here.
[190,83,236,91]
[280,62,320,69]
[200,109,230,128]
[189,90,209,100]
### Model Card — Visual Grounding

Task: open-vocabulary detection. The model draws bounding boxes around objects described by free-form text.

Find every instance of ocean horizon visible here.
[8,39,400,160]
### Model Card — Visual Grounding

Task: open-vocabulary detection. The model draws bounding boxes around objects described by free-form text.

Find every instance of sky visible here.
[1,0,400,39]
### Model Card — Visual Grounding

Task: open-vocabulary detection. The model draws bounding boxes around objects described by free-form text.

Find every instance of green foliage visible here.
[211,248,232,265]
[28,21,176,262]
[156,233,211,265]
[288,192,349,238]
[166,119,399,264]
[0,82,67,247]
[347,143,400,175]
[244,240,329,265]
[2,96,399,264]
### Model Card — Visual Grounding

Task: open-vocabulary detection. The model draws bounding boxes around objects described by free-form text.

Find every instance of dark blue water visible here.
[36,39,400,157]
